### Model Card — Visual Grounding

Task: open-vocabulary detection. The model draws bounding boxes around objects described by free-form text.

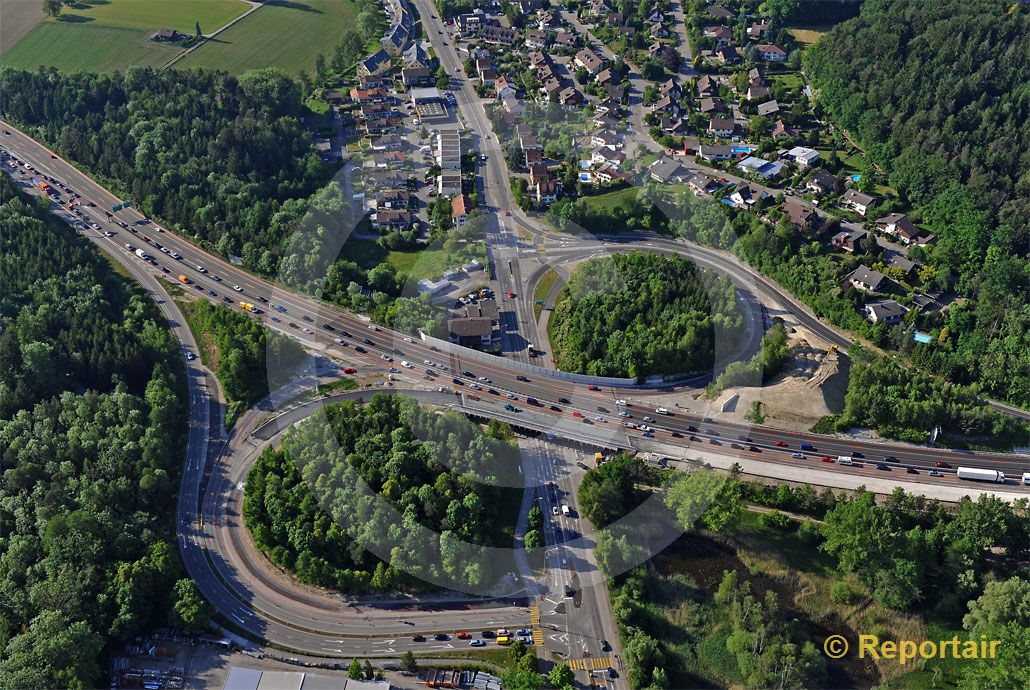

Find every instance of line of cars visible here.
[410,628,534,646]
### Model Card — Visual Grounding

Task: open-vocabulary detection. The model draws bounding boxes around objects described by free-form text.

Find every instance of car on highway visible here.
[876,463,891,471]
[196,265,206,273]
[550,405,562,412]
[302,327,314,334]
[322,323,334,331]
[643,416,655,423]
[232,285,243,292]
[207,290,217,297]
[478,376,491,382]
[185,351,195,361]
[288,322,299,328]
[588,385,601,391]
[434,633,450,641]
[503,403,518,411]
[558,397,570,404]
[929,470,943,477]
[791,452,806,459]
[821,456,833,463]
[601,639,611,652]
[934,461,952,468]
[775,441,788,447]
[469,639,485,647]
[344,368,357,374]
[516,375,530,382]
[456,632,471,639]
[210,274,221,282]
[412,635,425,642]
[572,411,582,418]
[906,467,919,474]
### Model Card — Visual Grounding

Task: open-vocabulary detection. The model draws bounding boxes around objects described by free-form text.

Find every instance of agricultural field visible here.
[0,22,180,72]
[175,0,359,76]
[46,0,248,33]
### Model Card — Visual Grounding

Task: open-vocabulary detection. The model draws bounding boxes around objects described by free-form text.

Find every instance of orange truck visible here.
[178,274,189,284]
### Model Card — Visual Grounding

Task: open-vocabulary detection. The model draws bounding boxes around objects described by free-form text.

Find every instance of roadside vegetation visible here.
[177,298,307,427]
[549,253,745,379]
[0,175,206,687]
[243,394,524,592]
[586,456,1030,689]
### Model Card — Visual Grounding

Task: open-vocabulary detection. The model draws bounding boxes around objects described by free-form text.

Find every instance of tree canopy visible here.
[0,175,187,688]
[549,253,744,379]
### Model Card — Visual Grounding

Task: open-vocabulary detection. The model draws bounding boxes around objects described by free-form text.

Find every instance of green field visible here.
[580,185,637,211]
[0,22,180,72]
[51,0,248,33]
[176,0,360,76]
[339,236,488,284]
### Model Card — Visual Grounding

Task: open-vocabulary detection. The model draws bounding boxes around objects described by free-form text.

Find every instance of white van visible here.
[655,407,669,415]
[561,504,570,516]
[1022,472,1030,486]
[836,456,853,466]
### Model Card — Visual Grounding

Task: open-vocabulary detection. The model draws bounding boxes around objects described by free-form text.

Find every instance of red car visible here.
[507,290,515,298]
[774,441,788,447]
[588,385,601,391]
[934,461,952,468]
[821,456,833,463]
[456,632,471,639]
[504,209,511,216]
[343,367,357,374]
[572,411,583,418]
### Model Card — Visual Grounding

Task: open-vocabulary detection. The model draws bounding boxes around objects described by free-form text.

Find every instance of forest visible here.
[178,298,306,426]
[0,66,328,277]
[589,458,1030,689]
[804,0,1029,408]
[549,253,745,379]
[243,394,523,593]
[0,176,199,688]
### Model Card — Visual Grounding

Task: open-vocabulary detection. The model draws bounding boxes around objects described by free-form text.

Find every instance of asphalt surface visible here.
[3,80,1027,662]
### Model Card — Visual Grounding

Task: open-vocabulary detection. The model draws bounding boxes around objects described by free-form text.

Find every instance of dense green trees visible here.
[0,66,327,277]
[805,0,1030,408]
[578,455,651,529]
[550,253,744,379]
[179,298,305,424]
[243,394,521,592]
[0,176,187,687]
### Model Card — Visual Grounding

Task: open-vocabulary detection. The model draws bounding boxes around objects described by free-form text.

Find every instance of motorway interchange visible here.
[3,34,1028,678]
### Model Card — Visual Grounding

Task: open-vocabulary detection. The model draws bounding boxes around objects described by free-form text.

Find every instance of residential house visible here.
[650,23,670,39]
[457,13,482,36]
[708,4,734,19]
[648,42,672,60]
[849,265,888,292]
[375,188,410,209]
[756,100,780,117]
[782,199,816,228]
[448,316,495,347]
[607,12,625,26]
[358,50,392,78]
[591,146,625,168]
[501,95,524,116]
[696,74,716,97]
[535,179,560,204]
[575,48,605,75]
[371,209,413,230]
[865,300,907,325]
[748,67,764,86]
[451,194,471,226]
[595,68,614,86]
[698,144,732,161]
[747,21,768,39]
[619,26,637,39]
[400,66,433,87]
[661,117,689,134]
[756,44,787,61]
[647,8,665,22]
[381,23,410,56]
[591,129,620,148]
[479,67,497,85]
[349,87,388,103]
[659,79,680,99]
[737,156,784,179]
[831,228,868,253]
[771,119,797,138]
[716,45,739,63]
[784,146,820,168]
[689,173,720,195]
[874,213,926,244]
[703,25,732,44]
[481,25,518,45]
[553,30,577,48]
[729,182,769,210]
[708,117,735,137]
[650,94,681,116]
[746,84,770,101]
[649,157,688,183]
[524,29,548,49]
[699,97,726,114]
[437,170,462,196]
[529,163,551,186]
[841,189,876,216]
[494,76,516,100]
[558,86,584,106]
[524,148,543,166]
[806,169,840,196]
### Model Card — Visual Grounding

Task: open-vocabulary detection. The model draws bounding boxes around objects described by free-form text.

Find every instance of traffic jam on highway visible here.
[3,142,1027,490]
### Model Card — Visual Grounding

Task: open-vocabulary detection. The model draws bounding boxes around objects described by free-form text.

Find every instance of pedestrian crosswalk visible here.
[568,656,612,671]
[528,604,544,645]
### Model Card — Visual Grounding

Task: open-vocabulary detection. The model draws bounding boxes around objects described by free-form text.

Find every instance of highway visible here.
[3,106,1027,666]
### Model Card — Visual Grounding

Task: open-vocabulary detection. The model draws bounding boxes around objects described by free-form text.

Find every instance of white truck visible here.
[836,456,853,466]
[956,467,1005,483]
[134,248,149,260]
[561,504,571,516]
